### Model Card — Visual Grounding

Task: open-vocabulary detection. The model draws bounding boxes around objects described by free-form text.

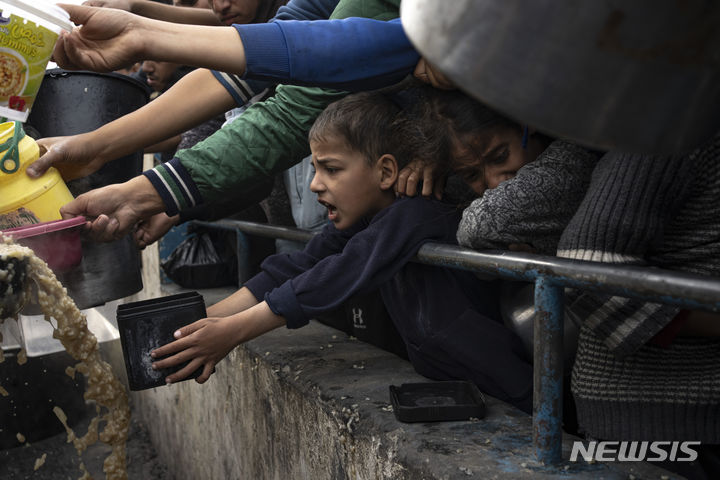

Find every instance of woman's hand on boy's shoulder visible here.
[396,158,445,200]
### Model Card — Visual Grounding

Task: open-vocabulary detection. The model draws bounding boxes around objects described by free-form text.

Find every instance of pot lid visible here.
[401,0,720,154]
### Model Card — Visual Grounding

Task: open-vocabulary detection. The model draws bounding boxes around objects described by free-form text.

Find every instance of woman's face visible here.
[451,127,542,195]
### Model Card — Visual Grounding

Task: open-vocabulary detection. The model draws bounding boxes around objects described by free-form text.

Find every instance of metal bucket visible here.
[401,0,720,154]
[25,69,151,309]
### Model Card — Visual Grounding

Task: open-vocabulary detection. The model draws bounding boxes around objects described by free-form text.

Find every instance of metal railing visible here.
[192,219,720,464]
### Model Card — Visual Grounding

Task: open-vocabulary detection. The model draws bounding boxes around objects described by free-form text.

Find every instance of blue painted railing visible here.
[192,219,720,465]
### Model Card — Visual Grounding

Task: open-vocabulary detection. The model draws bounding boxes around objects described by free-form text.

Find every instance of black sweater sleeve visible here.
[245,197,459,328]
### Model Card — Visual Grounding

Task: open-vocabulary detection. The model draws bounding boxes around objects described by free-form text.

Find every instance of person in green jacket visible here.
[49,0,412,243]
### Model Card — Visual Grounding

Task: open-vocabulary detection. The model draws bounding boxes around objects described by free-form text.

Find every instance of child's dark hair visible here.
[309,91,425,169]
[419,89,519,165]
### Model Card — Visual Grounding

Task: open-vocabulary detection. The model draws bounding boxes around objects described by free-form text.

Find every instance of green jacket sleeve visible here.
[143,0,401,215]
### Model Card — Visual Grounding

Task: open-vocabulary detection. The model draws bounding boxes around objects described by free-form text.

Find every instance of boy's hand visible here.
[134,213,179,249]
[54,4,147,72]
[83,0,134,11]
[151,316,244,384]
[150,302,285,384]
[29,133,104,180]
[414,58,456,91]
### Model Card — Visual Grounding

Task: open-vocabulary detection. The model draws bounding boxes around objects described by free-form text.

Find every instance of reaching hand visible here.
[414,58,456,91]
[149,316,243,384]
[29,134,105,180]
[82,0,133,11]
[60,176,165,242]
[396,157,445,199]
[150,302,285,384]
[54,4,146,72]
[134,213,179,249]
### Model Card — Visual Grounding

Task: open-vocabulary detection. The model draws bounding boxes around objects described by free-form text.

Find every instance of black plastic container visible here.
[117,292,206,391]
[389,381,486,423]
[25,69,151,309]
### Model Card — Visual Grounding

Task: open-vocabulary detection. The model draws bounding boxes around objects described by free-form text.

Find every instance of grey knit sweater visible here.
[456,140,599,254]
[557,132,720,442]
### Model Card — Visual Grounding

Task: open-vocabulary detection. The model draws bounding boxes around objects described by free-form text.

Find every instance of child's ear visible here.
[377,154,398,190]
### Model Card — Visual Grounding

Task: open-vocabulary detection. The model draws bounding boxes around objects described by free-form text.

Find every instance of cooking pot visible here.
[500,282,578,371]
[25,69,151,309]
[401,0,720,154]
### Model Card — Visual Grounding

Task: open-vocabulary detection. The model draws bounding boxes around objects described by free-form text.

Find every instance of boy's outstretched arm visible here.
[206,286,260,318]
[149,301,285,384]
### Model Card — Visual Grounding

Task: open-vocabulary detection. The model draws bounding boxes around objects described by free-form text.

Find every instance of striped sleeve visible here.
[210,70,272,107]
[143,158,203,216]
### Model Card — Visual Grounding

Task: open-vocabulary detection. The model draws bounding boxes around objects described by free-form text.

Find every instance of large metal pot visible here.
[401,0,720,154]
[500,282,578,372]
[25,69,151,309]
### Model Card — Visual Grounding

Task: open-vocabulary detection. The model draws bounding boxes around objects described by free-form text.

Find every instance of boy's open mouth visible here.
[318,199,338,221]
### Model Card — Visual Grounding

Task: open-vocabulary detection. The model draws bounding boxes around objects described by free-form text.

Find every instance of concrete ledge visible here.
[132,320,679,479]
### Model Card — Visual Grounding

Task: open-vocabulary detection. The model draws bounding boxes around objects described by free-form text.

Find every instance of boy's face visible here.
[309,135,394,230]
[211,0,261,25]
[452,127,537,195]
[141,60,179,92]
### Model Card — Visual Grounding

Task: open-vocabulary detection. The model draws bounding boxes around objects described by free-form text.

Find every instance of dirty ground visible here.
[0,410,167,480]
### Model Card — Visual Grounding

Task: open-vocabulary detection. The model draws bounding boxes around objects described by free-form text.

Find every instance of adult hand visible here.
[29,134,104,180]
[82,0,133,11]
[54,4,147,72]
[395,157,445,199]
[134,213,179,249]
[60,176,165,242]
[414,58,456,90]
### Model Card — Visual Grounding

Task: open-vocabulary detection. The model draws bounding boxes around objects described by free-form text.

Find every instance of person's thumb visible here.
[25,147,57,178]
[59,195,89,219]
[58,4,94,26]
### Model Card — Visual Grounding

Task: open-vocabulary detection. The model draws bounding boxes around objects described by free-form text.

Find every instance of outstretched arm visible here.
[83,0,222,25]
[150,301,285,384]
[55,4,246,73]
[206,287,261,318]
[29,68,236,180]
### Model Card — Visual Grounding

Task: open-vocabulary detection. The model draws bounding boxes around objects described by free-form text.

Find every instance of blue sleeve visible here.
[234,18,418,91]
[210,0,338,101]
[257,198,459,329]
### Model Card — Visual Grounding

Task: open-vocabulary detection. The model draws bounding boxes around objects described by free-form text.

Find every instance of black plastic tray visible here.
[389,381,486,423]
[117,292,206,391]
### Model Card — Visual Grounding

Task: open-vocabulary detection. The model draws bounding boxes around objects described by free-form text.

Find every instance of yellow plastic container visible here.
[0,121,73,229]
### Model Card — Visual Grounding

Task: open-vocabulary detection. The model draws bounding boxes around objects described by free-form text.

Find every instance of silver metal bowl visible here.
[401,0,720,154]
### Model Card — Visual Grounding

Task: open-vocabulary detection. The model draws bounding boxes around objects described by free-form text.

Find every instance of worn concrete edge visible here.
[134,319,681,480]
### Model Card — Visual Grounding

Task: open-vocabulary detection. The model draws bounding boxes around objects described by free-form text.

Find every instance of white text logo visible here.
[570,441,700,462]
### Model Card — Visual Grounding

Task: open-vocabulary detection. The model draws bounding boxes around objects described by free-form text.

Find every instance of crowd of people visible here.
[32,0,720,477]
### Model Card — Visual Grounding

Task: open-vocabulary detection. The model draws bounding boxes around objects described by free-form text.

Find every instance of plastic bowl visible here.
[1,216,85,272]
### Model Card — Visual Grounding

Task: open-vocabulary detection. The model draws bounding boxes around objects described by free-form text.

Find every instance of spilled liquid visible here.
[1,239,130,480]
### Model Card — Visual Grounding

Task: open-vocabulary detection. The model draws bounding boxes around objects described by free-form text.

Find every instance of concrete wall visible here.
[126,223,677,479]
[129,320,674,480]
